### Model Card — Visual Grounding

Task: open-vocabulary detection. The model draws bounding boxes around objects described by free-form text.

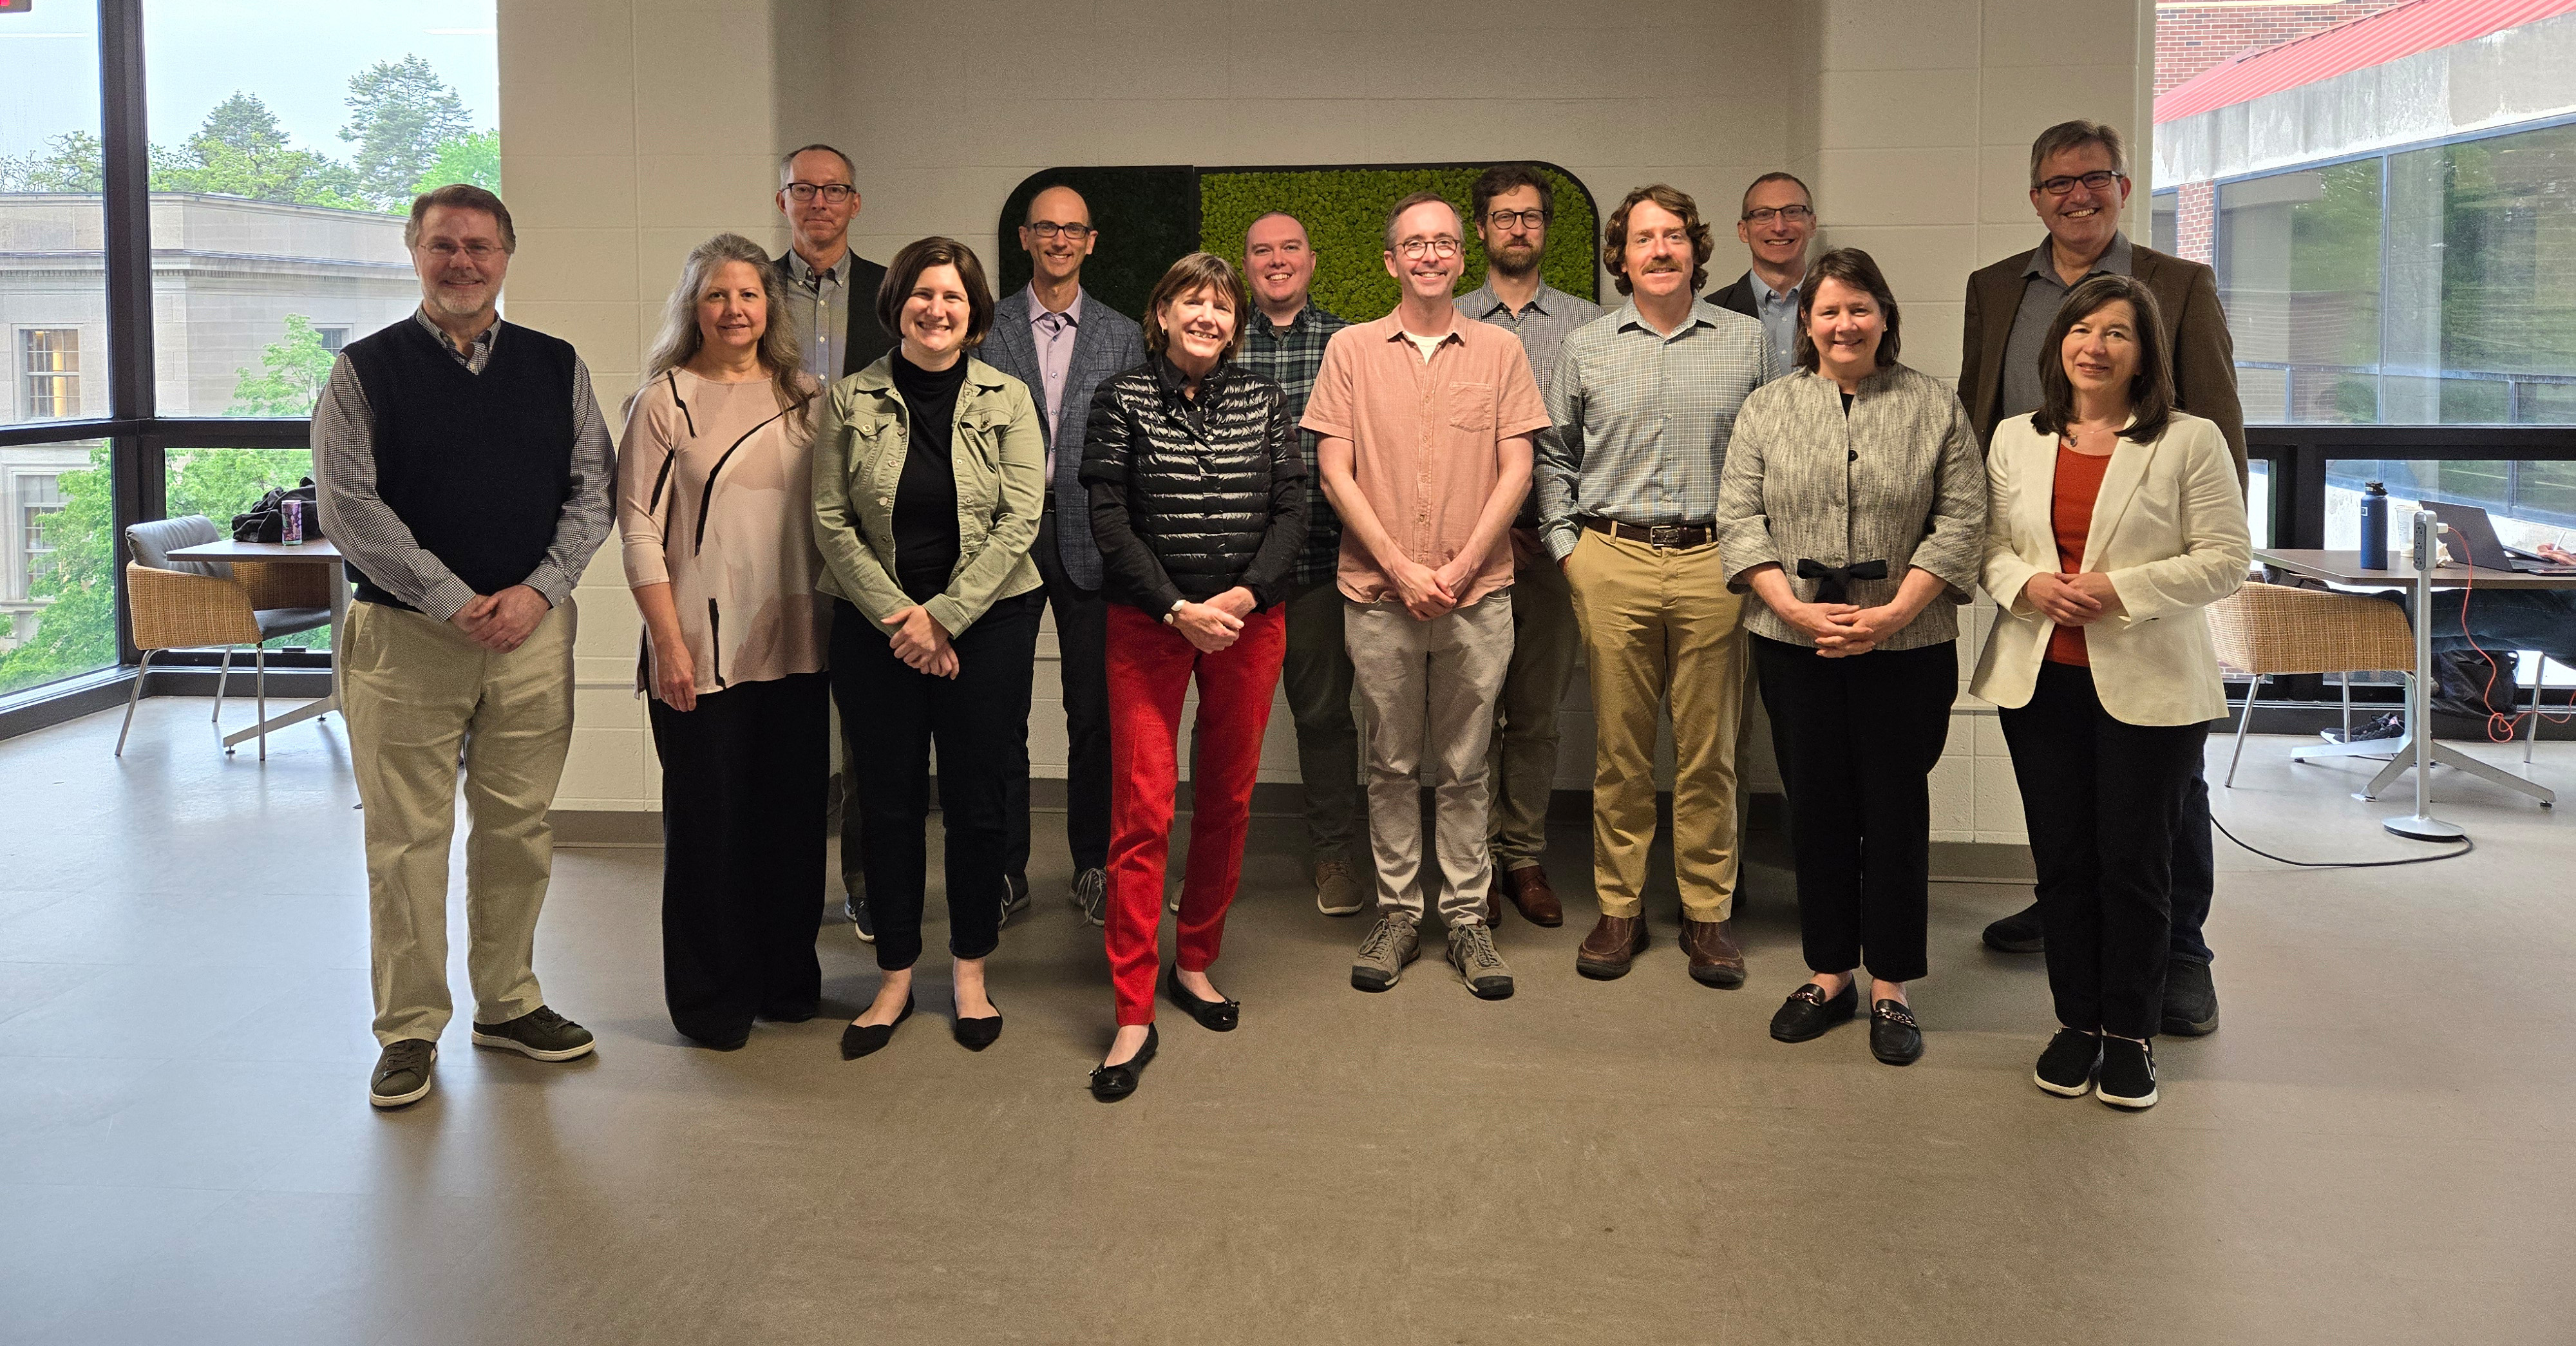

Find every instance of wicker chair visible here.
[2206,581,2416,787]
[117,515,332,759]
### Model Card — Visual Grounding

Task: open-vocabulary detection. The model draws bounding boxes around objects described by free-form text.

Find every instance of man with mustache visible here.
[769,143,895,943]
[1451,165,1602,931]
[1307,192,1549,1001]
[1707,171,1815,381]
[1956,120,2245,1039]
[1233,211,1360,916]
[985,184,1146,927]
[1537,184,1773,989]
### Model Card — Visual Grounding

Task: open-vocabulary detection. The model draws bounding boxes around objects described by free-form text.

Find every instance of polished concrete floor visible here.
[3,697,2573,1344]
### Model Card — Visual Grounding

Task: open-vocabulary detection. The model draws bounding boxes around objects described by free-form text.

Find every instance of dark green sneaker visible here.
[470,1006,596,1062]
[369,1038,437,1109]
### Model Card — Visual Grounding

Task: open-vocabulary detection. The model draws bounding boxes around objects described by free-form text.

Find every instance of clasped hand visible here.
[2023,571,2120,627]
[1393,556,1477,620]
[448,584,550,653]
[1788,600,1907,659]
[883,605,958,678]
[1172,587,1256,653]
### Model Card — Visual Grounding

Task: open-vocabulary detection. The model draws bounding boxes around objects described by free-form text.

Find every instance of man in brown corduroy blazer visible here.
[1958,119,2246,1043]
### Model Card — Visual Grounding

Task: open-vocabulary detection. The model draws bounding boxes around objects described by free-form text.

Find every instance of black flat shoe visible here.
[1088,1025,1159,1103]
[839,994,914,1060]
[953,993,1003,1051]
[1770,981,1858,1043]
[1870,1000,1923,1065]
[1163,963,1239,1032]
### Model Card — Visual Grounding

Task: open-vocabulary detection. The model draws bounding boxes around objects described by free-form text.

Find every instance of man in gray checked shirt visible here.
[313,185,616,1111]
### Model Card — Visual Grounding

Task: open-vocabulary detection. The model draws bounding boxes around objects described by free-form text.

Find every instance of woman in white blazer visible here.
[1970,274,2249,1111]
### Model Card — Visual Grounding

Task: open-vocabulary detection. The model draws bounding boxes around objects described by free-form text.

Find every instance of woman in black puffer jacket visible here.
[1079,252,1305,1102]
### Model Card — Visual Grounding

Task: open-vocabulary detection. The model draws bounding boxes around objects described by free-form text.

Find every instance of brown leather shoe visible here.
[1678,917,1747,989]
[1575,915,1649,980]
[1501,864,1564,927]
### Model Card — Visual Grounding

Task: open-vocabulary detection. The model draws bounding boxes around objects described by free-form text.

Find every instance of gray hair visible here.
[631,232,814,431]
[778,144,855,188]
[2027,120,2126,188]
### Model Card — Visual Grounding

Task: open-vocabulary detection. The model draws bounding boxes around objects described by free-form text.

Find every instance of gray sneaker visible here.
[1446,923,1515,1000]
[1071,867,1109,927]
[369,1038,437,1109]
[1314,859,1363,916]
[1350,913,1421,992]
[469,1006,596,1062]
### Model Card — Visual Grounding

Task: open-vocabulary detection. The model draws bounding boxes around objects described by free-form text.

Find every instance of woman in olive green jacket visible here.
[813,235,1046,1061]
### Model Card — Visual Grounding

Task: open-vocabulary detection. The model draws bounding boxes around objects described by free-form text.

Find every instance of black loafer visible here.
[839,994,914,1060]
[1982,901,2046,953]
[1164,963,1239,1032]
[1770,981,1858,1043]
[953,994,1003,1051]
[1869,1000,1923,1065]
[1089,1025,1159,1103]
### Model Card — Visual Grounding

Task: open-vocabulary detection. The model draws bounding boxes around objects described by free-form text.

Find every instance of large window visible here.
[17,328,80,417]
[0,440,111,697]
[1,1,106,429]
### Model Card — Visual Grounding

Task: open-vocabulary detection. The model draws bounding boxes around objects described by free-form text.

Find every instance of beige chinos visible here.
[344,598,578,1047]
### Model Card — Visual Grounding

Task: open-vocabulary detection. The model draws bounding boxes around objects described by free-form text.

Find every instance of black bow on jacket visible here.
[1795,557,1888,605]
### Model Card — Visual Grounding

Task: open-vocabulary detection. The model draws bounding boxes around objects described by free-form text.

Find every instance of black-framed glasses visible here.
[1025,222,1095,240]
[1485,209,1547,231]
[1741,204,1815,225]
[1396,238,1462,260]
[2037,170,2126,196]
[784,182,856,204]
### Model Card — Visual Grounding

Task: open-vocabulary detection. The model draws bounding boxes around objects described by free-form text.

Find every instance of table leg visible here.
[2386,525,2466,842]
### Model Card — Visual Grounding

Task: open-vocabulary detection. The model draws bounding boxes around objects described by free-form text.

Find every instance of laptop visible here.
[2423,501,2576,574]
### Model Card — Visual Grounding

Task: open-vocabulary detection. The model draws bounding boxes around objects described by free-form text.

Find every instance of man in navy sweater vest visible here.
[314,185,617,1110]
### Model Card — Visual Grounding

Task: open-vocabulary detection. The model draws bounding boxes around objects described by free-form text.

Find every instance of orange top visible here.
[2047,442,2112,667]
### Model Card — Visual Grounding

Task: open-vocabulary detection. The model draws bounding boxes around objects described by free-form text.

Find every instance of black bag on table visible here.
[231,478,324,544]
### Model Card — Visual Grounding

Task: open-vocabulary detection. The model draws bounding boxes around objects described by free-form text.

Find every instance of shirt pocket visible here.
[1446,381,1495,432]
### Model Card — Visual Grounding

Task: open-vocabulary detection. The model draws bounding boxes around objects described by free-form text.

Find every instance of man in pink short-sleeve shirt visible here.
[1304,191,1548,1003]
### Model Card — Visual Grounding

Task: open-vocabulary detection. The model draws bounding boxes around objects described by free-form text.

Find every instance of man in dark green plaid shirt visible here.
[1236,211,1359,916]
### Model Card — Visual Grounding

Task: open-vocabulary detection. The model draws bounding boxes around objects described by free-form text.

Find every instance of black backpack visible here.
[231,478,324,544]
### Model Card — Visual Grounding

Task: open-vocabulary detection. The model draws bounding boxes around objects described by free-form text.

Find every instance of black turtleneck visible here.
[890,351,969,603]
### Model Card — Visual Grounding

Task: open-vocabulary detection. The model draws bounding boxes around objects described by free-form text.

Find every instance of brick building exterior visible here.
[2154,0,2412,94]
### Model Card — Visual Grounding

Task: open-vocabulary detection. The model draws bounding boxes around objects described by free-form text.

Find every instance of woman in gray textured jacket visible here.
[1715,248,1985,1067]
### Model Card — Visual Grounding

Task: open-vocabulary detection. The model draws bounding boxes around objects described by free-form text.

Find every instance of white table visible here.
[167,537,347,750]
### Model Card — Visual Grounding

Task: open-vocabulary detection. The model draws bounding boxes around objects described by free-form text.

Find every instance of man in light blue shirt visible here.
[1705,172,1815,381]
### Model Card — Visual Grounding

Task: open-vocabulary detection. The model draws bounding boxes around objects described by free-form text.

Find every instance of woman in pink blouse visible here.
[617,232,829,1050]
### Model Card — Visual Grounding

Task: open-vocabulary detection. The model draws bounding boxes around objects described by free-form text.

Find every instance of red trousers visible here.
[1104,601,1287,1026]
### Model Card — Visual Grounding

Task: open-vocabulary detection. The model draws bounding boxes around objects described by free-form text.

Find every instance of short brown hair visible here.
[2028,120,2127,189]
[1793,248,1903,372]
[1469,164,1553,226]
[2034,273,2174,444]
[876,236,996,351]
[779,143,855,187]
[405,184,515,253]
[1601,184,1713,296]
[1383,190,1463,254]
[1739,171,1812,218]
[1141,252,1250,363]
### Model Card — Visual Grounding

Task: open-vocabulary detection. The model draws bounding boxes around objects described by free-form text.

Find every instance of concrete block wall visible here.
[501,0,2161,848]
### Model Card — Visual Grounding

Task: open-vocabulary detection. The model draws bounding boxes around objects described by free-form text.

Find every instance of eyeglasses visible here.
[1485,209,1546,231]
[2036,170,2126,196]
[1025,222,1095,240]
[421,241,503,260]
[784,182,856,204]
[1741,204,1815,225]
[1396,238,1462,260]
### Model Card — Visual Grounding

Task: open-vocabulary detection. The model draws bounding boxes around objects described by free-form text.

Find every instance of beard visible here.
[1489,242,1541,278]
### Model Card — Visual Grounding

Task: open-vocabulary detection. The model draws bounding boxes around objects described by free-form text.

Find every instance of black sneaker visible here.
[1982,901,2046,953]
[845,892,875,944]
[2096,1036,2159,1109]
[2322,711,2403,744]
[998,873,1031,929]
[2162,956,2219,1036]
[368,1038,437,1109]
[1070,867,1108,927]
[470,1006,596,1062]
[2034,1028,2101,1097]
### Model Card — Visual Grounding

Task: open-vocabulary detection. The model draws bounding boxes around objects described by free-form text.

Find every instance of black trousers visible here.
[649,672,829,1045]
[831,593,1041,971]
[1006,508,1111,876]
[1998,661,2211,1039]
[2168,768,2216,963]
[1752,636,1956,983]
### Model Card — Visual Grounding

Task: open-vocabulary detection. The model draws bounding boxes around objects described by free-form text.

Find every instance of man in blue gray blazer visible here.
[983,184,1146,925]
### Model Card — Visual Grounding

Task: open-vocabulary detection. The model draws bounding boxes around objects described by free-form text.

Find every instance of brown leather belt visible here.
[1581,516,1717,549]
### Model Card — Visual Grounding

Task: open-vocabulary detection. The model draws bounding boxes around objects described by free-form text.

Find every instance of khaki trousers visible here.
[1486,549,1580,870]
[1345,592,1514,927]
[1564,529,1747,922]
[343,598,577,1046]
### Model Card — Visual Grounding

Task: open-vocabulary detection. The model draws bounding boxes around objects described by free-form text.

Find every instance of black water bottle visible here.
[2359,480,2389,570]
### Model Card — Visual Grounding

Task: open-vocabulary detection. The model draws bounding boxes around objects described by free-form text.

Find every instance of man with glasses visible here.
[773,143,896,943]
[1307,191,1548,1001]
[1539,184,1772,989]
[1958,118,2246,1038]
[1234,211,1361,916]
[985,184,1145,927]
[1452,164,1601,929]
[1707,172,1815,380]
